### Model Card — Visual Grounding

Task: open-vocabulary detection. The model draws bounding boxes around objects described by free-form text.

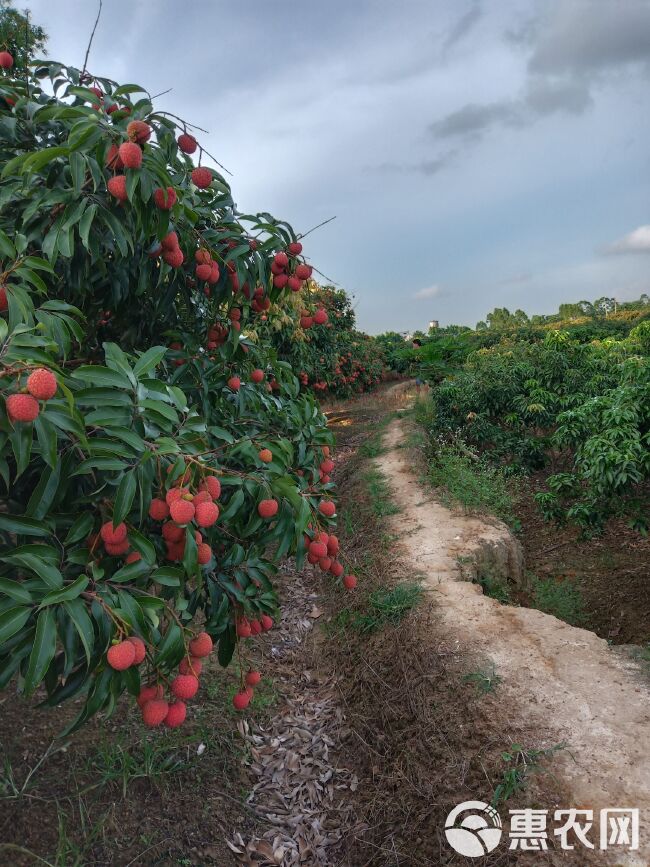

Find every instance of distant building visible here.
[429,320,439,330]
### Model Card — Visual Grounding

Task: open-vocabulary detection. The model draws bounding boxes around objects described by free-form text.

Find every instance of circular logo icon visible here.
[445,800,503,857]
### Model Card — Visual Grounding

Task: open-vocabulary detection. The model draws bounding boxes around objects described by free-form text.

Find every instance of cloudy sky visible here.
[24,0,650,333]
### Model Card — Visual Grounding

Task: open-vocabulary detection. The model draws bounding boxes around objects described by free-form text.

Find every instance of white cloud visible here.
[604,225,650,255]
[413,284,442,300]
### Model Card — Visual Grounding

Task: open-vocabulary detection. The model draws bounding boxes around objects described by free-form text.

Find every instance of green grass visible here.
[361,466,400,517]
[492,742,567,806]
[532,576,586,626]
[463,664,503,695]
[477,571,512,604]
[329,582,423,635]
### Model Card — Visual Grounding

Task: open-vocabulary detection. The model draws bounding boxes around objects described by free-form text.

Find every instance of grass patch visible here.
[492,742,567,807]
[532,576,586,626]
[361,466,400,517]
[328,582,423,636]
[463,664,502,695]
[477,570,512,604]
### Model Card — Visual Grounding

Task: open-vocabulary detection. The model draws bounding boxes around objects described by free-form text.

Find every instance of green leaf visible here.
[72,365,133,389]
[154,621,183,666]
[0,606,31,645]
[152,566,183,587]
[63,599,94,665]
[39,575,89,607]
[113,471,137,526]
[64,512,94,546]
[0,514,51,538]
[26,462,61,519]
[3,553,63,588]
[133,346,167,378]
[0,577,33,604]
[23,608,57,695]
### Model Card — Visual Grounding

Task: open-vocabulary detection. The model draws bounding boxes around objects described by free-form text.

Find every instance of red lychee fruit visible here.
[330,560,344,578]
[148,498,169,521]
[170,499,195,524]
[163,247,184,268]
[191,167,212,189]
[195,248,211,265]
[137,684,163,708]
[288,276,301,292]
[126,120,151,143]
[161,231,179,250]
[288,241,303,255]
[171,673,199,700]
[0,52,14,69]
[107,640,136,670]
[179,656,203,676]
[318,500,336,517]
[0,285,7,311]
[227,376,241,391]
[162,521,185,543]
[127,635,146,664]
[26,368,57,401]
[196,262,212,281]
[193,491,212,506]
[309,540,328,559]
[327,535,339,555]
[189,632,213,658]
[246,670,261,687]
[200,476,221,500]
[274,251,288,268]
[299,316,313,329]
[197,542,212,565]
[105,540,130,556]
[6,393,39,423]
[153,186,177,210]
[142,699,169,727]
[107,175,128,201]
[233,690,250,710]
[249,619,262,635]
[295,263,311,280]
[259,448,272,463]
[321,459,335,474]
[195,501,219,528]
[314,309,328,325]
[125,551,142,564]
[258,499,279,519]
[343,574,358,590]
[164,700,187,728]
[251,369,265,383]
[236,618,251,638]
[319,557,332,572]
[118,141,142,169]
[260,614,273,631]
[165,487,185,505]
[100,521,127,544]
[177,133,198,154]
[209,262,220,283]
[273,273,289,289]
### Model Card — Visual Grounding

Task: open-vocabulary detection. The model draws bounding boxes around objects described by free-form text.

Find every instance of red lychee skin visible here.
[209,262,220,283]
[100,521,127,544]
[161,231,179,250]
[197,542,212,565]
[318,500,336,517]
[288,276,302,292]
[270,261,284,276]
[170,499,195,524]
[162,247,184,268]
[307,552,319,565]
[191,167,212,189]
[118,141,142,169]
[164,700,187,728]
[153,186,177,210]
[319,557,332,572]
[127,635,146,664]
[105,540,130,556]
[227,376,241,391]
[0,52,14,69]
[273,273,288,289]
[189,631,213,658]
[258,499,279,519]
[6,393,39,422]
[200,476,221,500]
[196,262,211,281]
[259,448,272,463]
[125,551,141,564]
[192,490,212,506]
[299,316,313,329]
[236,618,251,638]
[165,487,186,505]
[148,498,170,521]
[171,674,199,700]
[179,656,203,676]
[195,248,211,265]
[137,684,163,708]
[26,368,57,401]
[288,241,303,255]
[162,521,185,543]
[233,690,250,710]
[274,251,288,268]
[107,641,136,671]
[246,670,262,687]
[107,175,128,201]
[0,285,7,311]
[309,541,328,559]
[166,542,184,562]
[195,501,219,527]
[249,619,262,635]
[127,120,151,144]
[260,614,273,631]
[327,534,339,554]
[142,699,169,727]
[321,459,335,474]
[251,369,265,384]
[314,309,328,325]
[177,133,197,154]
[343,574,358,590]
[330,560,344,578]
[295,263,311,280]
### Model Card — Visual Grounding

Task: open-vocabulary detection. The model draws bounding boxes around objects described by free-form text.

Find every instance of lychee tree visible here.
[0,56,355,730]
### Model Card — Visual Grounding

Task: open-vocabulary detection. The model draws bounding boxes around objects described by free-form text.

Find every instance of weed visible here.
[362,466,400,517]
[532,576,586,626]
[463,665,503,694]
[477,571,512,605]
[329,582,422,635]
[492,742,567,806]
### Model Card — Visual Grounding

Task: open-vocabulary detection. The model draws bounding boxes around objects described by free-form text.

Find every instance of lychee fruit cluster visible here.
[269,245,312,293]
[233,668,264,711]
[5,367,58,423]
[195,248,220,293]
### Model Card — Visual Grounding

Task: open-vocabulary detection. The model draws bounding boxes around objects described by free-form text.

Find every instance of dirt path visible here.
[378,382,650,866]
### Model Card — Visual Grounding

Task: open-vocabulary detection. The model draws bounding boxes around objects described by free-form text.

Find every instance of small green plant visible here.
[492,742,567,806]
[362,467,401,517]
[532,576,586,626]
[477,572,512,604]
[463,664,502,694]
[329,582,422,635]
